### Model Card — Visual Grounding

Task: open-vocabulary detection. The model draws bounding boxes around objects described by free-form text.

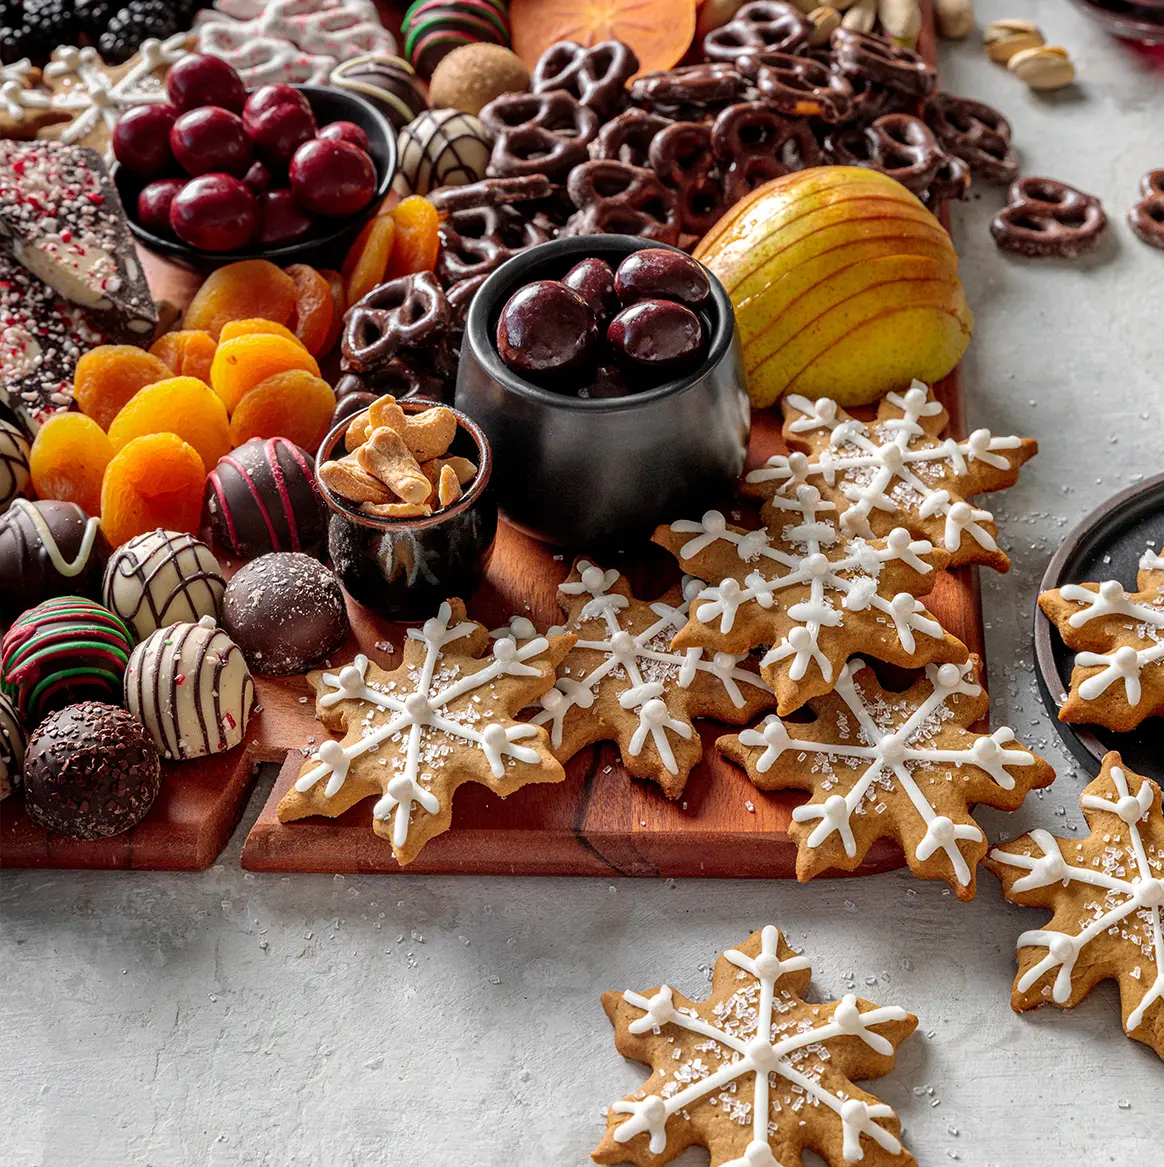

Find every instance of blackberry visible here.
[98,1,182,63]
[74,0,116,39]
[1,25,34,66]
[21,0,75,45]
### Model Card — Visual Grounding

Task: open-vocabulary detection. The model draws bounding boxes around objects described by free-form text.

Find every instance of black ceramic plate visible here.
[1034,472,1164,780]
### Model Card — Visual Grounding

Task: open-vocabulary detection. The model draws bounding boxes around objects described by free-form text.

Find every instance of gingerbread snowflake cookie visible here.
[718,657,1055,898]
[496,561,772,799]
[594,925,918,1167]
[986,753,1164,1058]
[1038,546,1164,732]
[654,485,967,715]
[743,381,1038,572]
[277,599,573,865]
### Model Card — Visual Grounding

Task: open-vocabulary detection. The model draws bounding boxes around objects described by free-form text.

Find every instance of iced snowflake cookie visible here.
[277,599,573,865]
[1037,547,1164,733]
[717,657,1055,899]
[496,562,773,799]
[743,381,1038,572]
[986,753,1164,1058]
[654,485,967,715]
[594,924,918,1167]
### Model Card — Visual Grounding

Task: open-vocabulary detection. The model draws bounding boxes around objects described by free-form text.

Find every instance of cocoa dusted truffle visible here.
[23,702,161,840]
[222,552,350,676]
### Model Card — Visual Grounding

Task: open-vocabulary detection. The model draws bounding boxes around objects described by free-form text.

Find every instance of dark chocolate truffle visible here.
[329,53,429,129]
[23,701,161,840]
[202,438,328,562]
[0,499,110,625]
[222,552,350,676]
[0,690,26,800]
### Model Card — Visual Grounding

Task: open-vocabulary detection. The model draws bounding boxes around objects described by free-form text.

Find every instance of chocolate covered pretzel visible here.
[629,62,751,119]
[1129,170,1164,250]
[823,113,942,194]
[924,93,1019,184]
[736,50,853,122]
[591,109,674,167]
[428,174,553,213]
[648,121,725,236]
[704,1,812,62]
[711,102,820,205]
[562,159,681,244]
[991,177,1107,258]
[832,28,935,97]
[479,90,599,181]
[342,272,451,373]
[436,205,554,284]
[530,39,639,120]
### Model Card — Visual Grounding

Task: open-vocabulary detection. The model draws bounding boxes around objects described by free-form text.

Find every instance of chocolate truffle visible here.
[1,597,134,727]
[0,691,26,800]
[0,499,110,625]
[392,108,490,197]
[125,616,256,761]
[222,553,350,676]
[429,43,530,116]
[103,529,226,643]
[203,437,328,562]
[23,702,160,840]
[329,53,429,130]
[0,419,31,514]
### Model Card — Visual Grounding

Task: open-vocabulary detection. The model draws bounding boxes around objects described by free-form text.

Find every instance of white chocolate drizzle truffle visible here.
[124,616,255,761]
[0,690,26,800]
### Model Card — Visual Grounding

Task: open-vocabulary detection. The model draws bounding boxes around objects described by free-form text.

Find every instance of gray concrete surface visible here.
[3,3,1163,1164]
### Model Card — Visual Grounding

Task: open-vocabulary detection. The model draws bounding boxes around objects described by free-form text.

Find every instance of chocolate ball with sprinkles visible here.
[1,596,134,727]
[329,53,429,130]
[222,552,350,676]
[125,615,255,761]
[22,702,160,839]
[0,499,110,625]
[0,419,32,514]
[203,437,328,562]
[103,528,226,643]
[402,0,511,79]
[392,108,491,196]
[0,691,26,801]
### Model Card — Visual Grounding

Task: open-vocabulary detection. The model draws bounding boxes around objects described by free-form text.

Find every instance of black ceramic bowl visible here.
[316,399,496,622]
[454,235,750,548]
[113,86,396,270]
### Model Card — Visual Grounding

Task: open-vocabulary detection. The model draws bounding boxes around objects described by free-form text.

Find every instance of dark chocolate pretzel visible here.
[530,39,639,120]
[1128,170,1164,251]
[711,101,820,205]
[591,109,675,167]
[823,113,941,194]
[924,93,1018,184]
[991,177,1107,259]
[831,28,935,97]
[342,272,451,373]
[736,50,852,122]
[925,152,971,205]
[479,90,599,181]
[629,62,751,114]
[648,121,725,236]
[428,174,553,213]
[562,160,682,244]
[704,0,812,62]
[436,205,553,284]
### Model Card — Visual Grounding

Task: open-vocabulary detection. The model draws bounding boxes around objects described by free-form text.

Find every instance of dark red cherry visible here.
[257,189,316,246]
[578,363,635,399]
[562,258,618,326]
[318,120,370,151]
[112,103,177,179]
[243,85,317,168]
[164,53,246,113]
[242,160,273,195]
[169,173,257,252]
[170,107,253,177]
[496,280,599,385]
[607,299,704,378]
[136,178,186,235]
[289,139,375,216]
[615,248,712,309]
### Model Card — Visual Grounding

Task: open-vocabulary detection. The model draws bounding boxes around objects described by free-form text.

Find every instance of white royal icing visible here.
[1057,565,1164,706]
[1,59,49,123]
[670,485,943,685]
[295,602,551,850]
[991,765,1164,1034]
[745,382,1024,555]
[611,925,909,1164]
[503,563,769,777]
[737,659,1037,887]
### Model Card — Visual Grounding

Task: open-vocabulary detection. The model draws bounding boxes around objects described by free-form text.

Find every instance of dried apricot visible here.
[149,330,217,382]
[285,264,334,356]
[218,318,306,347]
[209,333,321,414]
[318,268,347,355]
[342,213,396,306]
[184,260,298,340]
[229,370,337,450]
[108,377,232,470]
[29,413,114,516]
[73,346,175,430]
[100,432,206,548]
[384,196,438,279]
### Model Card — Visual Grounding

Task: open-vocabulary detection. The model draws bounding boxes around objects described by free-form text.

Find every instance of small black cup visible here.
[316,399,496,622]
[455,234,750,547]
